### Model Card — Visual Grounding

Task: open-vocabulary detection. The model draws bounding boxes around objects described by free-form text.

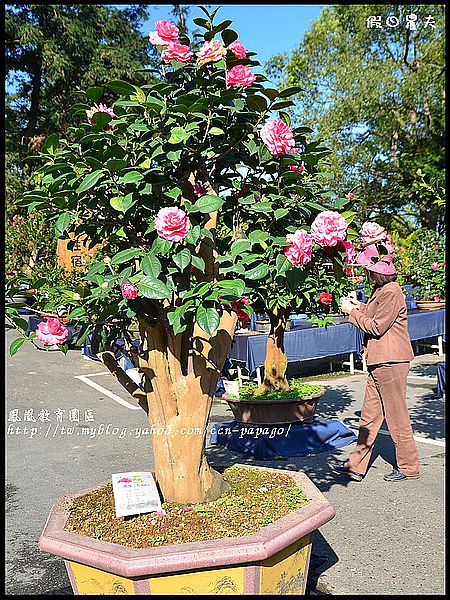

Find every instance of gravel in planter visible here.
[64,466,308,548]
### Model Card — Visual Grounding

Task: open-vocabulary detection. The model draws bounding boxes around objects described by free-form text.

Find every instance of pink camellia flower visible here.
[347,192,355,200]
[337,240,356,264]
[149,20,179,46]
[430,262,440,271]
[433,244,439,249]
[259,119,295,156]
[121,282,139,300]
[231,297,251,321]
[196,39,227,66]
[226,65,256,88]
[284,229,313,266]
[161,41,193,63]
[86,103,116,129]
[36,318,69,346]
[360,222,387,246]
[310,211,348,247]
[154,206,191,242]
[228,40,248,59]
[434,295,440,302]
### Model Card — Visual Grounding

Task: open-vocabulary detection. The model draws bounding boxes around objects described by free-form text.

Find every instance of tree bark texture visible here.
[253,309,290,395]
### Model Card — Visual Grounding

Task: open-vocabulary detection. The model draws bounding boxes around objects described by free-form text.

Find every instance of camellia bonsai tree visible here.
[7,9,350,503]
[217,164,358,394]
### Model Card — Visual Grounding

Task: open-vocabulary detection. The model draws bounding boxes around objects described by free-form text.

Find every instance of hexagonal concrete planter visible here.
[39,464,335,595]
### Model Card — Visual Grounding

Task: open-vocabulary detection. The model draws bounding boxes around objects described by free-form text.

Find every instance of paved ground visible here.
[5,326,445,595]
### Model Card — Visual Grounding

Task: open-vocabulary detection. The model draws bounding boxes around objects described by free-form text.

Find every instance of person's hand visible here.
[340,297,359,314]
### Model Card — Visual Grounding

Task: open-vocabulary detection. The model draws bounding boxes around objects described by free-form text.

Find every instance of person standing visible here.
[334,253,420,482]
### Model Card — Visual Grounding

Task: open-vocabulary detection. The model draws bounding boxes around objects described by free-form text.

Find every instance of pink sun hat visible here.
[356,243,379,266]
[356,244,396,275]
[367,255,396,275]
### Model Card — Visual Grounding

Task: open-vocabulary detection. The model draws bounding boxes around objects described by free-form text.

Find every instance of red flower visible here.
[231,297,251,321]
[319,292,333,305]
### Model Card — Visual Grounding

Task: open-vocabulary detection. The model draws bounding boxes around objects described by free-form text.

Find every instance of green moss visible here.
[228,379,322,401]
[64,466,308,549]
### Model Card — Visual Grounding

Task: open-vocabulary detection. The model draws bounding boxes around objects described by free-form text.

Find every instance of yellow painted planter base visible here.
[67,534,311,595]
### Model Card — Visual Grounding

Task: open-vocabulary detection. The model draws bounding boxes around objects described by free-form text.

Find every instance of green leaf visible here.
[278,86,303,98]
[231,239,252,256]
[141,255,162,278]
[209,126,224,136]
[76,170,103,194]
[9,337,25,356]
[173,248,191,271]
[110,248,141,265]
[136,276,171,299]
[107,80,137,96]
[260,88,279,101]
[246,95,268,113]
[248,230,270,243]
[250,201,273,213]
[55,212,72,235]
[271,100,295,110]
[216,279,245,296]
[196,305,220,335]
[274,208,290,220]
[168,127,190,144]
[86,86,104,103]
[221,29,238,45]
[106,159,127,173]
[190,194,224,213]
[110,195,135,213]
[121,171,144,184]
[246,263,269,280]
[191,256,206,272]
[41,133,59,155]
[276,254,291,275]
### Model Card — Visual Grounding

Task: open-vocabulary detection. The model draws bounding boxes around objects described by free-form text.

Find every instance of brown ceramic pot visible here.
[415,300,446,310]
[224,387,325,425]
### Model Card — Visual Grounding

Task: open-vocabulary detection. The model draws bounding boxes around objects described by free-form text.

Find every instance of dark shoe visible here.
[383,468,420,482]
[330,460,364,482]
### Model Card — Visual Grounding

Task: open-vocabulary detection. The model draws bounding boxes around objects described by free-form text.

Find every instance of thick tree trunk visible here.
[134,308,237,504]
[253,309,290,395]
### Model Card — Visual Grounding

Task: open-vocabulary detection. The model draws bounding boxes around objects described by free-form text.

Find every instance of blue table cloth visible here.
[407,309,445,341]
[210,417,357,459]
[230,319,359,375]
[231,309,446,374]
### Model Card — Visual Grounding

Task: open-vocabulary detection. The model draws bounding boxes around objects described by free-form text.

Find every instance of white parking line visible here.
[74,372,141,411]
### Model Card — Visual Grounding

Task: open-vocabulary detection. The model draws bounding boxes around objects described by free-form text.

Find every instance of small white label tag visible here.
[223,380,240,398]
[112,471,162,518]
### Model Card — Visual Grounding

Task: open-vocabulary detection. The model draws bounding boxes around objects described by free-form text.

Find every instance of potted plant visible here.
[7,10,335,594]
[219,181,358,420]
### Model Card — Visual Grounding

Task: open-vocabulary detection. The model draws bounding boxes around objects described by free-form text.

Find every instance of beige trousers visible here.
[347,362,420,477]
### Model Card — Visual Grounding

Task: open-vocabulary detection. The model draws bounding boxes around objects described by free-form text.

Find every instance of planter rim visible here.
[224,387,325,405]
[39,464,335,578]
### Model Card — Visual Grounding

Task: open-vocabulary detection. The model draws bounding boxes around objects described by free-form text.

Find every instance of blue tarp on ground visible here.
[210,417,357,459]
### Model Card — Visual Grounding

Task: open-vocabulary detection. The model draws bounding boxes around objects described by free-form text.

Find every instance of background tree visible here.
[5,3,158,213]
[265,4,445,235]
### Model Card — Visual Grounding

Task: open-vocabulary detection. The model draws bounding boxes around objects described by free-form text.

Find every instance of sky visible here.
[146,4,326,66]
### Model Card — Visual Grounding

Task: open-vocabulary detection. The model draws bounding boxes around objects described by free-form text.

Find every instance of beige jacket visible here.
[348,281,414,366]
